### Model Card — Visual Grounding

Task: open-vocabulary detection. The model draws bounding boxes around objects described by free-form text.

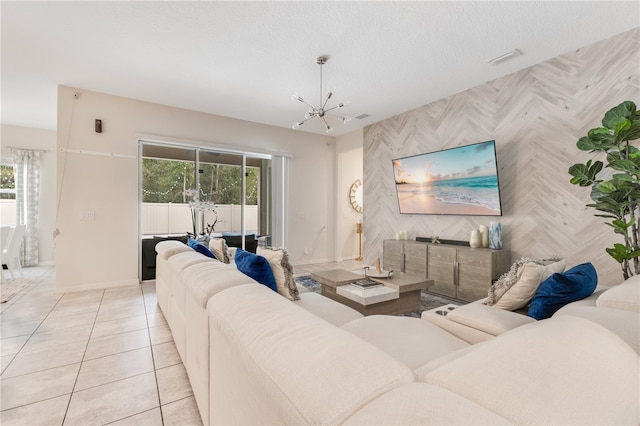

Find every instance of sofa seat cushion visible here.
[344,382,510,425]
[341,315,468,371]
[596,274,640,312]
[185,264,259,310]
[207,284,414,425]
[445,303,536,336]
[155,240,192,260]
[293,292,363,326]
[553,305,640,354]
[421,316,639,425]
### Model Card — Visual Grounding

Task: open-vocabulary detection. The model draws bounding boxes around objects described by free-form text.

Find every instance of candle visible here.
[375,256,381,274]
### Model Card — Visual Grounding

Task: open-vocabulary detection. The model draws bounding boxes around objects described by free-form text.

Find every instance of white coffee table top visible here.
[336,284,399,306]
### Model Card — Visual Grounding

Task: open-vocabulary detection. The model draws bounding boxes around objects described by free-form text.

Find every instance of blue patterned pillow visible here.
[235,248,277,292]
[528,262,597,320]
[188,238,216,259]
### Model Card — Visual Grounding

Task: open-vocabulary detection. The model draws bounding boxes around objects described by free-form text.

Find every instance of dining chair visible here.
[0,226,11,283]
[2,225,26,281]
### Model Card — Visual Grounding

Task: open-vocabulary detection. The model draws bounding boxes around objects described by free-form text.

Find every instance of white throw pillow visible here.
[596,274,640,312]
[257,247,300,301]
[209,238,230,264]
[494,259,566,311]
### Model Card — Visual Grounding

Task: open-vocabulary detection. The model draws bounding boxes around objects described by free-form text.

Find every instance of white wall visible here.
[56,86,336,292]
[335,129,363,261]
[0,124,57,265]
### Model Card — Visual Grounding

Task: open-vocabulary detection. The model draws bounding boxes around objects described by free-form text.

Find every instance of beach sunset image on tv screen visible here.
[392,140,502,216]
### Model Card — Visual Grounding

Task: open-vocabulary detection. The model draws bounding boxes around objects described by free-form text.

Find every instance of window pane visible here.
[0,164,16,200]
[141,158,195,203]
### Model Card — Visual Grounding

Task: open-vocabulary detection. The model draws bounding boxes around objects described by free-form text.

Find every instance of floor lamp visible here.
[355,222,363,261]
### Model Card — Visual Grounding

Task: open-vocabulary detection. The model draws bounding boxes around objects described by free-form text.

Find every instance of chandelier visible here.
[292,56,350,133]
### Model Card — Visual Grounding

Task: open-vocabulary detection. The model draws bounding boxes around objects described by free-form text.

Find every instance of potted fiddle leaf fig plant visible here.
[569,101,640,280]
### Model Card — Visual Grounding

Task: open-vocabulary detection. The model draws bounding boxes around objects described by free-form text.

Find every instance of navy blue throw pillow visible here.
[528,262,597,320]
[188,238,216,259]
[235,248,277,292]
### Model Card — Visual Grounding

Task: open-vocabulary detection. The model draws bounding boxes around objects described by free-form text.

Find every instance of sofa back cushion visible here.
[528,262,597,320]
[344,382,511,425]
[207,284,413,425]
[421,315,639,425]
[155,240,192,260]
[597,274,640,312]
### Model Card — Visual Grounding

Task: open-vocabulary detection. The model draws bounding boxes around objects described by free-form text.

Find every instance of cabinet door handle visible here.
[454,261,459,286]
[401,253,405,273]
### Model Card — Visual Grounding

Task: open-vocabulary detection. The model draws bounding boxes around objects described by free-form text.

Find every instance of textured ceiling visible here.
[2,1,639,136]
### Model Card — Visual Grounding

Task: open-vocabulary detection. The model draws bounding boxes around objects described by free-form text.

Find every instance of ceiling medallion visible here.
[292,56,350,133]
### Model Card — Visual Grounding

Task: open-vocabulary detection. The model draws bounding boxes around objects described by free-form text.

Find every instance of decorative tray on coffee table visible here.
[364,266,393,279]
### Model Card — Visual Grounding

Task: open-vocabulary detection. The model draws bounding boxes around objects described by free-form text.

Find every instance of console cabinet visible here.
[383,239,510,302]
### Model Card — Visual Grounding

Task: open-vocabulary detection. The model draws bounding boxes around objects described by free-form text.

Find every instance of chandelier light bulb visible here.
[342,116,352,124]
[292,121,301,129]
[325,125,333,133]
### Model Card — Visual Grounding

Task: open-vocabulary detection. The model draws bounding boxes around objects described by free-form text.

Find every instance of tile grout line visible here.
[0,269,64,380]
[60,288,106,425]
[142,283,166,426]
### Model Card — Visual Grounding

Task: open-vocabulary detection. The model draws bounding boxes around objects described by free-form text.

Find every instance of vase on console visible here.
[469,229,481,248]
[489,222,502,250]
[479,225,489,248]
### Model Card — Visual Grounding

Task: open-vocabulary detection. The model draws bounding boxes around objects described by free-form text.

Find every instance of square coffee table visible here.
[310,269,433,316]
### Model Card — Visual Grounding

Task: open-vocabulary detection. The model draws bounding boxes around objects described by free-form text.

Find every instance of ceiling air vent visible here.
[355,113,370,120]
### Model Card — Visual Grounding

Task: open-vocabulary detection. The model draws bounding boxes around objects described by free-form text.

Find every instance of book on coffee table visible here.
[350,279,383,290]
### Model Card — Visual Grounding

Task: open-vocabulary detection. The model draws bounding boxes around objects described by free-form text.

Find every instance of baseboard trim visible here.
[291,257,335,267]
[55,278,140,294]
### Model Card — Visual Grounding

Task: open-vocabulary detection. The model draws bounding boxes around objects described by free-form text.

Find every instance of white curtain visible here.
[14,149,40,266]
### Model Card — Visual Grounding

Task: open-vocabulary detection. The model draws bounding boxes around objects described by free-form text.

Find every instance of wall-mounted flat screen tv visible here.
[392,140,502,216]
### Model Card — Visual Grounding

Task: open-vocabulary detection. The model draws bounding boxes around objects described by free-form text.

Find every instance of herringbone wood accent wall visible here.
[364,28,640,286]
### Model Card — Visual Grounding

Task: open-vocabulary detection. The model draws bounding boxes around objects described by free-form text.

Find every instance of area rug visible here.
[294,275,463,318]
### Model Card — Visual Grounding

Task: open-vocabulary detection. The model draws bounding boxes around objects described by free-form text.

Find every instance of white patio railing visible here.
[0,199,16,226]
[0,200,258,235]
[141,202,259,236]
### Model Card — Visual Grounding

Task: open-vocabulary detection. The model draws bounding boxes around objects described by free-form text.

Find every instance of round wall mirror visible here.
[349,179,363,213]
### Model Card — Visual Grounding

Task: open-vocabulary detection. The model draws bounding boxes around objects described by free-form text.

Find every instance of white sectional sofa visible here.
[156,241,639,425]
[156,241,363,424]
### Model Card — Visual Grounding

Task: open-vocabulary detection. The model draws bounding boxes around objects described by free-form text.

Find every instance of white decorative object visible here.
[469,229,481,248]
[479,225,489,248]
[489,221,503,250]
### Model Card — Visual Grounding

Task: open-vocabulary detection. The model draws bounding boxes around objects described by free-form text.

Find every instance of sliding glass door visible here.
[139,141,273,281]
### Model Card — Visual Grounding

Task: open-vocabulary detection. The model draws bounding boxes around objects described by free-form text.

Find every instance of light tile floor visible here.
[0,267,202,425]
